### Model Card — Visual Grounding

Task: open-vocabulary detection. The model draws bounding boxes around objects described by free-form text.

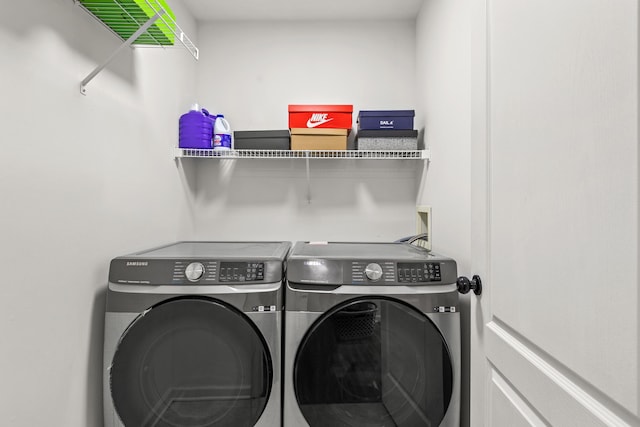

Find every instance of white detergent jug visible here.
[213,115,232,150]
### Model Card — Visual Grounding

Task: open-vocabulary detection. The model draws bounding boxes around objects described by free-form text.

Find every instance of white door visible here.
[469,0,639,426]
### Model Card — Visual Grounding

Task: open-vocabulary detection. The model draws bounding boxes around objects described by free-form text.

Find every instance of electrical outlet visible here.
[415,205,432,250]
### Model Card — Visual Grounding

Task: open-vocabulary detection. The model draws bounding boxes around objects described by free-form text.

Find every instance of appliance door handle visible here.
[288,283,455,295]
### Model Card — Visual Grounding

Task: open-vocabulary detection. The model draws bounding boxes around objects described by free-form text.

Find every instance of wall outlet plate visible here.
[415,205,432,250]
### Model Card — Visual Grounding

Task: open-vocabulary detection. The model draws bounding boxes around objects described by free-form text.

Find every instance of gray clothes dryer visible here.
[103,241,291,427]
[284,242,461,427]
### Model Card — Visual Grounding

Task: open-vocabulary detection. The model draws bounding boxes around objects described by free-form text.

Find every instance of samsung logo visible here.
[126,261,148,267]
[304,260,324,266]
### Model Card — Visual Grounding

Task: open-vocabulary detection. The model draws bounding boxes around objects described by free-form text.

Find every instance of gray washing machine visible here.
[283,241,461,427]
[103,241,291,427]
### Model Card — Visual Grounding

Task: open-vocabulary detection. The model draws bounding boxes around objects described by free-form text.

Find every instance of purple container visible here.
[179,107,215,149]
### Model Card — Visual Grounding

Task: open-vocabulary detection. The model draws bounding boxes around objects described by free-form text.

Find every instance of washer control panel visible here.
[397,262,441,283]
[172,260,218,283]
[109,259,280,285]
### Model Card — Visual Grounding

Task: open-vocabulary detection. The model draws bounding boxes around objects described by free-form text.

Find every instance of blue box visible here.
[357,110,415,130]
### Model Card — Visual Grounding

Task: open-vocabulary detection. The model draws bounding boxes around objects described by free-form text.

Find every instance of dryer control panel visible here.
[286,242,457,286]
[397,262,441,283]
[351,262,395,283]
[350,261,442,284]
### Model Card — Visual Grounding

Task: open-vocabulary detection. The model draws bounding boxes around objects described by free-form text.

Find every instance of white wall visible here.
[416,0,471,425]
[189,20,422,242]
[416,1,471,273]
[0,0,196,425]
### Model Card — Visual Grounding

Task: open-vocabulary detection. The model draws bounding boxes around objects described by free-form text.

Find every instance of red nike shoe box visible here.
[288,104,353,130]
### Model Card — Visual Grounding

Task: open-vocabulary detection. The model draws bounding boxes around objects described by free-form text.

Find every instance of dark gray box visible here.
[234,130,291,150]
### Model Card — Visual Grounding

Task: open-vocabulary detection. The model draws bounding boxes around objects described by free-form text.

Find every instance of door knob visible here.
[457,275,482,295]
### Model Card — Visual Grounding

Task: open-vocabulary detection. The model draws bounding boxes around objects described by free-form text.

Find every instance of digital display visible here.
[219,262,264,282]
[397,262,441,283]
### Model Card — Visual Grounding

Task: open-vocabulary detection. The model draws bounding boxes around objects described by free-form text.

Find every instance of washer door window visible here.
[110,297,272,427]
[294,298,453,427]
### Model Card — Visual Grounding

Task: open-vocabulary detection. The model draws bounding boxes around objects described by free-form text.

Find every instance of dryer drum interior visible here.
[110,296,273,427]
[294,297,453,427]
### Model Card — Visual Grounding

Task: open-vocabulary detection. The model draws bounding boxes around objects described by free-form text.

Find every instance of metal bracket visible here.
[305,154,312,204]
[80,11,164,95]
[76,0,199,95]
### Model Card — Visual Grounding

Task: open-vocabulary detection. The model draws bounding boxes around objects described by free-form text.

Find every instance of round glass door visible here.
[110,296,272,427]
[294,297,453,427]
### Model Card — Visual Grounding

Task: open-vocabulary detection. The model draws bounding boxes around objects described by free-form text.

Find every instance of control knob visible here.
[185,262,205,282]
[365,263,383,281]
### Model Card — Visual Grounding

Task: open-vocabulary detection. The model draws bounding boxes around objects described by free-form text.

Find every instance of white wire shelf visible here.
[174,148,430,160]
[76,0,198,94]
[77,0,198,52]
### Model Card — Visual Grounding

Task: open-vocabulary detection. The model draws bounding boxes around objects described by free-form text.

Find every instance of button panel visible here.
[219,262,265,282]
[397,262,441,283]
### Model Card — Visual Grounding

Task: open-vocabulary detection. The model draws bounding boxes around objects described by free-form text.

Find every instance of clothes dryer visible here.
[283,241,460,427]
[103,241,291,427]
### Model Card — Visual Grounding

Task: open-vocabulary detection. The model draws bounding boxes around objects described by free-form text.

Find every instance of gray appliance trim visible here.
[285,284,459,313]
[106,285,283,313]
[108,282,281,294]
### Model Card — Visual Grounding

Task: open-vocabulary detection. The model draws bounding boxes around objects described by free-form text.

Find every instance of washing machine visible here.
[103,241,291,427]
[283,241,460,427]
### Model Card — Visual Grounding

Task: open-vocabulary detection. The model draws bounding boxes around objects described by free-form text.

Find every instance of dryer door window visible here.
[110,296,272,427]
[294,297,453,427]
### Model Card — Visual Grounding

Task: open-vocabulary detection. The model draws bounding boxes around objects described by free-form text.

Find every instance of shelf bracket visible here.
[305,154,312,204]
[80,10,165,95]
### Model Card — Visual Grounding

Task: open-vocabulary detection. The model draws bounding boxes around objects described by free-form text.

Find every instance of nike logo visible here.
[307,113,334,128]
